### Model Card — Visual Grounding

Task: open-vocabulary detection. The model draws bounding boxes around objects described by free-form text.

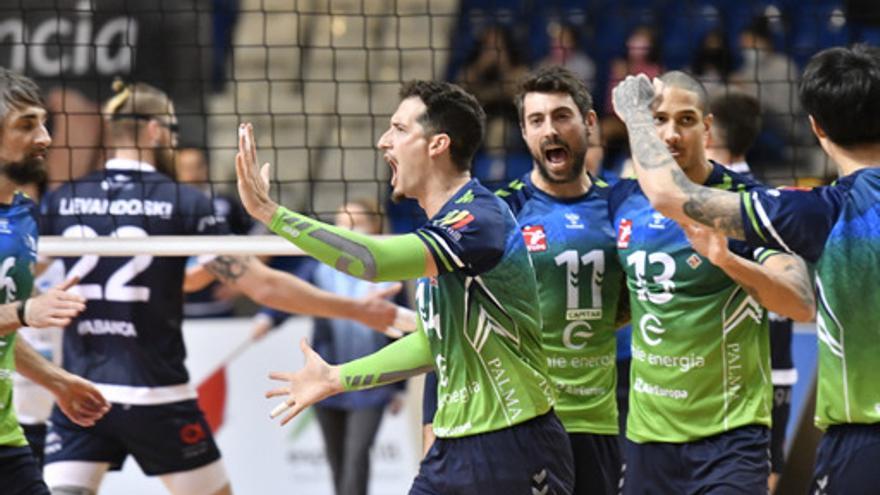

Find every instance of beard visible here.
[2,155,47,186]
[532,136,588,185]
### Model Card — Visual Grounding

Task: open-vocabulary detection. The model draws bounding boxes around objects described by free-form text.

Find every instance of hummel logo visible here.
[532,469,546,484]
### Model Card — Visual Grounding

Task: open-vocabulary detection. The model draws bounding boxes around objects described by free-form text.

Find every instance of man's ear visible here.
[428,133,451,158]
[809,115,827,139]
[146,119,164,145]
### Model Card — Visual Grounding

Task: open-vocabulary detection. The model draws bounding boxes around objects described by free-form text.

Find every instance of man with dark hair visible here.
[707,92,762,172]
[607,70,815,494]
[0,67,112,495]
[423,65,626,494]
[236,80,575,494]
[706,90,795,492]
[613,44,880,494]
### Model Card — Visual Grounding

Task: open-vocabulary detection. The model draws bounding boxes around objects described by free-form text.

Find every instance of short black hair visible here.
[0,67,44,121]
[399,80,486,171]
[709,92,761,157]
[659,71,709,113]
[799,44,880,147]
[514,66,594,125]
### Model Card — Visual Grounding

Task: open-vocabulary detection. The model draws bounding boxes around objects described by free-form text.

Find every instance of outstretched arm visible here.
[266,330,434,425]
[0,277,86,336]
[612,75,746,239]
[203,255,414,334]
[15,339,111,427]
[235,123,438,281]
[683,223,815,321]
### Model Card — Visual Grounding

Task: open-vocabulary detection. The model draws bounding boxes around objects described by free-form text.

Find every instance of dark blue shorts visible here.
[623,425,770,495]
[0,445,50,495]
[44,399,221,476]
[422,371,438,425]
[569,432,621,495]
[21,423,47,470]
[770,385,792,474]
[411,412,574,495]
[812,423,880,495]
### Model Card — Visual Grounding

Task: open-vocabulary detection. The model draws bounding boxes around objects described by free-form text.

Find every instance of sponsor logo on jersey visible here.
[562,321,593,350]
[0,256,18,303]
[521,225,547,252]
[77,319,138,338]
[686,253,702,269]
[648,212,667,229]
[639,314,665,346]
[436,209,474,230]
[617,219,633,248]
[0,219,10,234]
[564,212,584,229]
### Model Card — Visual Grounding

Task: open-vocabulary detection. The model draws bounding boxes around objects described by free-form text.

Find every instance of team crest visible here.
[521,225,547,252]
[687,253,703,269]
[648,212,667,229]
[617,219,633,248]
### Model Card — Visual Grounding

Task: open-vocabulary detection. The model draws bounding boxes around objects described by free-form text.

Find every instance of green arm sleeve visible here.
[339,331,434,391]
[269,206,427,282]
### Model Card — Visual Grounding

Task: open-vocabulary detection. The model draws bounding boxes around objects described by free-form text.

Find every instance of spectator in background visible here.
[600,26,663,168]
[538,23,596,92]
[691,29,735,93]
[251,199,406,495]
[455,25,529,153]
[176,147,254,318]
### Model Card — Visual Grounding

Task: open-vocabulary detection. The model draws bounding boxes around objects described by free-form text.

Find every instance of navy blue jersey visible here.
[740,167,880,429]
[40,159,228,404]
[495,174,624,434]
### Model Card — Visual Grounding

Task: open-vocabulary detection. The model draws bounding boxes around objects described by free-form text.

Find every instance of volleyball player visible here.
[40,81,404,495]
[237,80,575,494]
[0,67,110,495]
[608,71,814,494]
[613,45,880,493]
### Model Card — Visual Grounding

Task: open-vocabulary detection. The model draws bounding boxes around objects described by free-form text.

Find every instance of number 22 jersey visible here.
[40,159,228,405]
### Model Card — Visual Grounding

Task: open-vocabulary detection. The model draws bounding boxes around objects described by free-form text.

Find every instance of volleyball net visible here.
[0,0,868,256]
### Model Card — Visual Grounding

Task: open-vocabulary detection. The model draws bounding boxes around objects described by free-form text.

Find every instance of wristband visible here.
[16,298,28,326]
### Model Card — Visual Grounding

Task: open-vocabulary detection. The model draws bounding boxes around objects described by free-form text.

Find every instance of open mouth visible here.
[667,147,681,157]
[30,149,48,161]
[543,145,570,166]
[384,153,398,187]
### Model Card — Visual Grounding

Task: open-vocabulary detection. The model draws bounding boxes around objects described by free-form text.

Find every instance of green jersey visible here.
[609,165,773,443]
[741,168,880,429]
[416,179,554,438]
[0,194,38,447]
[496,175,624,434]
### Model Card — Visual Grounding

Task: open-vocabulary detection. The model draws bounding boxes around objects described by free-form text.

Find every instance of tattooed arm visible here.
[203,255,403,333]
[612,74,746,239]
[682,223,816,321]
[266,331,434,425]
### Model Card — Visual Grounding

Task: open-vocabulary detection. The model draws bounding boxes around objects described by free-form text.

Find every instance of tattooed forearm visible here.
[627,122,679,171]
[205,255,253,283]
[671,169,746,239]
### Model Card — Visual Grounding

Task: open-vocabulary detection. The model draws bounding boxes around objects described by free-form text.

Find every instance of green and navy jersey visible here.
[0,193,38,447]
[415,179,553,438]
[740,167,880,429]
[495,174,624,434]
[608,162,773,443]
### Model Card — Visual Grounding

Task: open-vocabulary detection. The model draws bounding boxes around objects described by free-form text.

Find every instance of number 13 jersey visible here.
[608,163,773,443]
